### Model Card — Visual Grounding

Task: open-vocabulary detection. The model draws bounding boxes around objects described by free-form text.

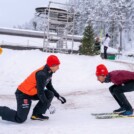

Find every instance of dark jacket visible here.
[108,70,134,85]
[36,65,59,99]
[18,65,59,103]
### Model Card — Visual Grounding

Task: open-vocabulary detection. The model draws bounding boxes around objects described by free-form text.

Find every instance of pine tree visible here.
[79,23,95,55]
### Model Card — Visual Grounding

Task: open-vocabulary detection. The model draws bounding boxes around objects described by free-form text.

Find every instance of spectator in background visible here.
[103,34,111,59]
[94,37,101,51]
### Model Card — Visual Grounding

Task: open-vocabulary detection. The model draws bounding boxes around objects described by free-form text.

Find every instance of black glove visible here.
[57,96,66,104]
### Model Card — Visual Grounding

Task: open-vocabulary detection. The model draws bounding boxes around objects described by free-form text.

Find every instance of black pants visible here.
[104,46,108,59]
[109,81,134,110]
[0,89,54,123]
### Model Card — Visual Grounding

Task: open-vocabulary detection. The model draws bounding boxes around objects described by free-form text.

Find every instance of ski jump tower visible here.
[35,1,75,53]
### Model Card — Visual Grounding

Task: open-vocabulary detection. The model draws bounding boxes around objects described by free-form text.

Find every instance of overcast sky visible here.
[0,0,68,28]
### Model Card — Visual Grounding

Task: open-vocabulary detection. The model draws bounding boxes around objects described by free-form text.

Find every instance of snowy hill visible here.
[0,49,134,134]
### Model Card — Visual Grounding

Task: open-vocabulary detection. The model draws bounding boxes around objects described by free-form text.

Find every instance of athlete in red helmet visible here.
[96,64,134,116]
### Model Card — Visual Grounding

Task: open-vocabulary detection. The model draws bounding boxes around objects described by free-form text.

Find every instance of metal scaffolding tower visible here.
[42,1,76,53]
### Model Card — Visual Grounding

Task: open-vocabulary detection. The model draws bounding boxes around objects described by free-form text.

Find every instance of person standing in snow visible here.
[94,37,101,51]
[96,64,134,116]
[103,34,111,59]
[0,55,66,123]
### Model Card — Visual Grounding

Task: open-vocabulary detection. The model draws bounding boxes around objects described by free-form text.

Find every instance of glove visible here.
[57,96,66,104]
[49,106,56,114]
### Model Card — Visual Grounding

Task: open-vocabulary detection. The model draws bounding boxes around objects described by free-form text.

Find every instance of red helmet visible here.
[47,55,60,67]
[96,64,108,76]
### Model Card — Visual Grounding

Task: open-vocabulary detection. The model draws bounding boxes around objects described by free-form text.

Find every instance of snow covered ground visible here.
[0,48,134,134]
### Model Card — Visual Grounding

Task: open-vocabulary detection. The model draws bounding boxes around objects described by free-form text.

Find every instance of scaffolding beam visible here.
[43,1,75,53]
